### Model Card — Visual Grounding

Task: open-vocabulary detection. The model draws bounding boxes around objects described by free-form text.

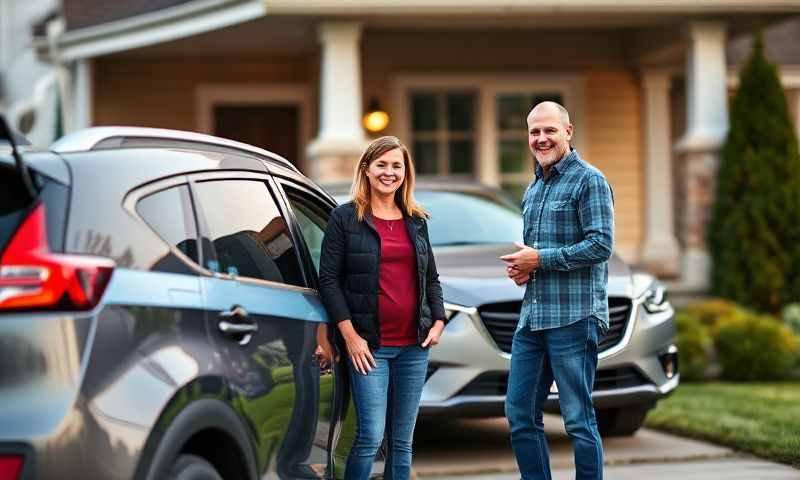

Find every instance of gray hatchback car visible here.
[328,181,679,436]
[0,123,355,479]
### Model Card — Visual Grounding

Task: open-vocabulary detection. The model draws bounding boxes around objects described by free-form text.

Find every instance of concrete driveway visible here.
[412,415,800,479]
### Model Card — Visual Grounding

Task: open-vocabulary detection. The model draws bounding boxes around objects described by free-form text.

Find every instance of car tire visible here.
[596,405,650,437]
[169,454,223,480]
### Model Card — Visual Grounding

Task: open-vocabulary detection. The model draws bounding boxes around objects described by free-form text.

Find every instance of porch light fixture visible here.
[363,97,389,133]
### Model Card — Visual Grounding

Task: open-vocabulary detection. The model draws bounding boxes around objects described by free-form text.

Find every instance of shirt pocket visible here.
[545,199,582,242]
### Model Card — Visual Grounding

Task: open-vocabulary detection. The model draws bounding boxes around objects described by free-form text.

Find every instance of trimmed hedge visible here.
[715,314,798,381]
[677,299,799,381]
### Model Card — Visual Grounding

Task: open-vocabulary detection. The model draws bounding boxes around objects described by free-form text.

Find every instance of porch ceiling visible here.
[106,10,793,66]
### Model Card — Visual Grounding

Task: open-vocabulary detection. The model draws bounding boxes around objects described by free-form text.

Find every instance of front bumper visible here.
[419,296,678,417]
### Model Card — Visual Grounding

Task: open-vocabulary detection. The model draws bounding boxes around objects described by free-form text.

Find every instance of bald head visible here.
[526,101,574,173]
[528,101,570,127]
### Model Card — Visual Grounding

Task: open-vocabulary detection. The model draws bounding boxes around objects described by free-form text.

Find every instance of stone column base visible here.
[680,247,712,292]
[307,137,368,182]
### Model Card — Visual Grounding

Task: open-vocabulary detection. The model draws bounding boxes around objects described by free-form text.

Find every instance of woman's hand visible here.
[338,320,376,375]
[421,320,445,348]
[314,324,335,373]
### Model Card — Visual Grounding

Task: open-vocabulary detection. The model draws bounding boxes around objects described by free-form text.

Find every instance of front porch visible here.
[53,4,799,291]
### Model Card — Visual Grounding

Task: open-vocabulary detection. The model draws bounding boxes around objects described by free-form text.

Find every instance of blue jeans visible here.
[505,318,604,480]
[345,345,429,480]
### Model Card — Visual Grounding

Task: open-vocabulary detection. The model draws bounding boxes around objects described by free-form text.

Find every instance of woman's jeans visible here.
[345,345,429,480]
[505,317,604,480]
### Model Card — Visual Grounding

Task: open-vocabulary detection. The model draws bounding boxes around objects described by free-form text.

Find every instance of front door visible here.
[214,105,300,166]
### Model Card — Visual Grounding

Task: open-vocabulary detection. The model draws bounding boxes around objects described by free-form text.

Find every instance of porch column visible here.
[72,59,93,131]
[676,21,729,290]
[308,21,367,181]
[640,68,680,276]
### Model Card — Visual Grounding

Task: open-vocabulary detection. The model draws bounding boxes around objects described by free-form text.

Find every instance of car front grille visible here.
[477,297,633,354]
[457,366,650,396]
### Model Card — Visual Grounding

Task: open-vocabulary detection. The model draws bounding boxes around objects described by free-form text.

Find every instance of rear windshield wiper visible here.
[0,115,37,202]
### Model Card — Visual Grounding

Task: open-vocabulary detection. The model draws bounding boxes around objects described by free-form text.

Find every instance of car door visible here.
[273,178,385,480]
[189,170,331,479]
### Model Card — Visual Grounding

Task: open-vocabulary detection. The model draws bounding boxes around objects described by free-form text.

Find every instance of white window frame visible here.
[195,84,312,172]
[390,73,586,187]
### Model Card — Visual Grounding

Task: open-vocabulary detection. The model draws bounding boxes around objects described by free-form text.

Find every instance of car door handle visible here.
[218,321,258,335]
[218,306,257,344]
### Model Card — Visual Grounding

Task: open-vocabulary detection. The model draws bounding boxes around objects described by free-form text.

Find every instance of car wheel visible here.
[596,405,650,437]
[169,454,223,480]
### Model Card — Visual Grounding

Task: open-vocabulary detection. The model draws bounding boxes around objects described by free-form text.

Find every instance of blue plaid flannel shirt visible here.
[518,149,615,333]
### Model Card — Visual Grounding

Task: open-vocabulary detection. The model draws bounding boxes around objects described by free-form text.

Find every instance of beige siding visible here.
[93,58,316,131]
[583,70,643,260]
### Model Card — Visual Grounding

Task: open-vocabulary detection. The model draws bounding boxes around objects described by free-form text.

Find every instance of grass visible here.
[645,382,800,468]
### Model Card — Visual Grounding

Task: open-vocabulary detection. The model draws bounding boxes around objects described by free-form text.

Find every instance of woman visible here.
[319,136,446,480]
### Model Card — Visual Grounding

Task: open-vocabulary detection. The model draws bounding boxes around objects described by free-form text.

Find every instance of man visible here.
[500,101,614,480]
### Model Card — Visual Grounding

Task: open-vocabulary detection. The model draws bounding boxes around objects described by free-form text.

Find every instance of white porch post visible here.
[308,21,367,181]
[72,59,93,131]
[676,21,729,290]
[640,69,680,276]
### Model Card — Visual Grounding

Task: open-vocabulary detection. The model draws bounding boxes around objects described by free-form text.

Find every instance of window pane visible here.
[447,93,474,131]
[137,185,199,263]
[411,93,438,131]
[497,94,529,131]
[449,140,474,174]
[287,195,327,274]
[414,140,439,175]
[500,139,530,173]
[193,180,304,287]
[497,93,565,131]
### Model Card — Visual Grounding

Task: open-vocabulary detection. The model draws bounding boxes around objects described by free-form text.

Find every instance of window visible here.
[417,190,522,247]
[136,185,199,263]
[285,190,328,275]
[497,92,563,200]
[192,179,305,287]
[410,91,477,177]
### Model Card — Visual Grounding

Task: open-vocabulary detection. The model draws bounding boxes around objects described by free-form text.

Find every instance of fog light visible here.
[658,345,679,379]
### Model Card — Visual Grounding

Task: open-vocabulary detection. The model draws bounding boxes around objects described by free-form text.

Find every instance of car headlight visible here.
[641,281,670,314]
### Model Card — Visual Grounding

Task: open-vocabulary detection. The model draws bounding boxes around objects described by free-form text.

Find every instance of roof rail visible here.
[50,126,300,173]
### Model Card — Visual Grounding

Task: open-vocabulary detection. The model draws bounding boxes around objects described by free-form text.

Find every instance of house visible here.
[8,0,800,293]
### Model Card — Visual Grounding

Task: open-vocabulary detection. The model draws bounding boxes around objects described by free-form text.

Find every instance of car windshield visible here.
[416,190,523,247]
[330,188,524,247]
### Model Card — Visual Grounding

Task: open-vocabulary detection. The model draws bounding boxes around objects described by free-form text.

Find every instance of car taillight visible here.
[0,203,114,311]
[0,455,23,480]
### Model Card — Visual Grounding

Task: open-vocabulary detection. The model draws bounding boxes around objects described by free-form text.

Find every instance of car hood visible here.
[434,244,635,307]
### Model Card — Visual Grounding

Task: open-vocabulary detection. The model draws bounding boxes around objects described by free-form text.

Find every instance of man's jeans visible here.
[506,318,604,480]
[346,345,429,480]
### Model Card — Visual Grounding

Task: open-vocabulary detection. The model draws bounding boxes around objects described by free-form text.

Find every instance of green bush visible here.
[675,311,713,381]
[708,34,800,314]
[715,313,798,381]
[681,298,748,333]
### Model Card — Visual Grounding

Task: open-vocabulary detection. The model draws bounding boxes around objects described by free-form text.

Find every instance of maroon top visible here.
[373,216,419,346]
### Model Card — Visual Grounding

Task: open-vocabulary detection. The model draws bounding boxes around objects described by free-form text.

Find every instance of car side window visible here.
[285,189,329,275]
[192,179,305,287]
[136,184,200,264]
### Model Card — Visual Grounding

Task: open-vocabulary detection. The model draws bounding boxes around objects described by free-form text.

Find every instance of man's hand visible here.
[507,266,530,285]
[500,242,541,276]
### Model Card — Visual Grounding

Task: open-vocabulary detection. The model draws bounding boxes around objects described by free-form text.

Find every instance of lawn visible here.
[645,382,800,468]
